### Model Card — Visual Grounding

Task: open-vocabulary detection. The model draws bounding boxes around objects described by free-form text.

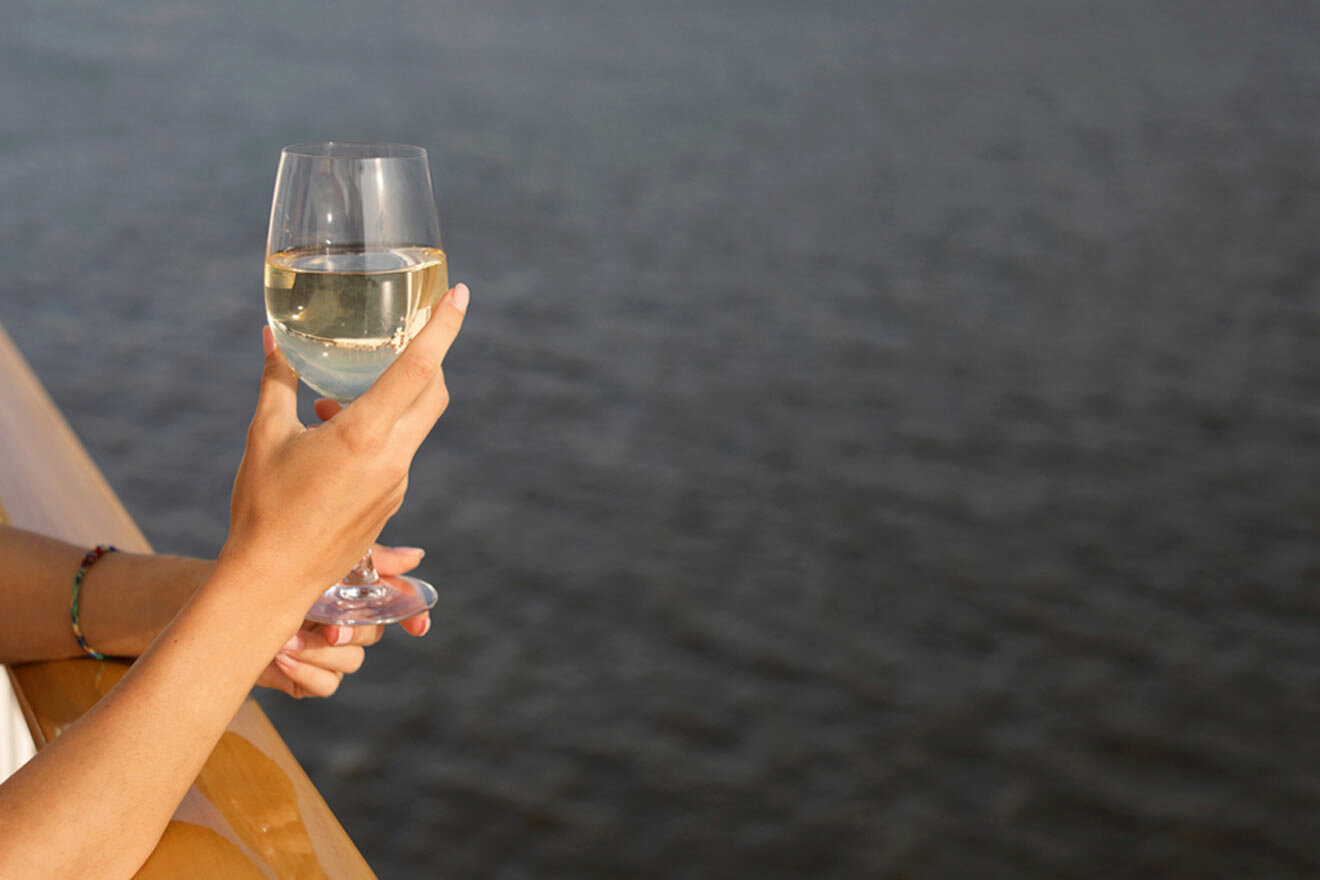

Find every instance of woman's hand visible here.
[219,284,468,616]
[256,544,433,699]
[253,372,446,698]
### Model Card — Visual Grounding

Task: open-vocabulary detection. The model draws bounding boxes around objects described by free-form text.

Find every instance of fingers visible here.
[399,611,432,638]
[314,398,343,422]
[371,544,425,576]
[262,613,432,698]
[254,326,301,435]
[350,284,468,426]
[272,653,346,699]
[322,611,430,646]
[318,624,386,648]
[267,627,371,698]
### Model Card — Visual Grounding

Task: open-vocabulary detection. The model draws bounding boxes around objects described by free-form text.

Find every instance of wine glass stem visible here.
[336,549,387,602]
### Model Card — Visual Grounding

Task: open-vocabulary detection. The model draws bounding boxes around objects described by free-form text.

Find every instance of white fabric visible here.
[0,669,36,781]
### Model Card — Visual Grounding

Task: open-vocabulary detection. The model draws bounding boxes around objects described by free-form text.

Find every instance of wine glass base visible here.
[304,574,438,626]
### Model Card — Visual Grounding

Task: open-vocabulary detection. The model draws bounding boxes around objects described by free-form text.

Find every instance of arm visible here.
[0,525,429,698]
[0,283,467,879]
[0,526,204,665]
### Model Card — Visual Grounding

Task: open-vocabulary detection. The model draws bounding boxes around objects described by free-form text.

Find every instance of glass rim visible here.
[280,141,427,160]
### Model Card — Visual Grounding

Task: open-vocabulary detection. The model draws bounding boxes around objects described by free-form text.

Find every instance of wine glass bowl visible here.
[265,142,445,625]
[264,244,448,403]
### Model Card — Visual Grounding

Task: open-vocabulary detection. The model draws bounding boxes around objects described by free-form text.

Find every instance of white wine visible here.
[265,246,448,402]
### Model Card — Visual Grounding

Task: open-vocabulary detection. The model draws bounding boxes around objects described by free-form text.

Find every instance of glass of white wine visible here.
[265,141,447,625]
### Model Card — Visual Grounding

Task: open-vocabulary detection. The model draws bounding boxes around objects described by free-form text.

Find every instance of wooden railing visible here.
[0,322,375,879]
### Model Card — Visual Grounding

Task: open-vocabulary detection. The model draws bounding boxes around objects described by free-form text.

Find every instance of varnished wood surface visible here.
[0,322,376,879]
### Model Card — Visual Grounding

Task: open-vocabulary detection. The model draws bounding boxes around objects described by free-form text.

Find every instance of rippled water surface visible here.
[3,1,1320,876]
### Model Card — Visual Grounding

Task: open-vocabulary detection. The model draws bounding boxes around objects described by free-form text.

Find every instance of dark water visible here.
[4,1,1320,876]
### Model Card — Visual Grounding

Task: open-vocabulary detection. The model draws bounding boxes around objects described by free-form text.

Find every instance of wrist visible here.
[78,552,213,658]
[208,545,325,625]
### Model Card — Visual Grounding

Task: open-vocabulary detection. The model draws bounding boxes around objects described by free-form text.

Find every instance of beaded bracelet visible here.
[71,544,117,660]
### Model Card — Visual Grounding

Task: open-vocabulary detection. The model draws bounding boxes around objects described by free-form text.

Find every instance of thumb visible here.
[372,544,426,575]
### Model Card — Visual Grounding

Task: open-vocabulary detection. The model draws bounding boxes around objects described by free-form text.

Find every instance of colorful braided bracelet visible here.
[71,544,117,660]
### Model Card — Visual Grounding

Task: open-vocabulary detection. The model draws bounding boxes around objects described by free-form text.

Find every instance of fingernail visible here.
[394,546,426,559]
[281,633,305,654]
[275,652,298,670]
[451,283,469,314]
[329,627,352,646]
[262,325,276,356]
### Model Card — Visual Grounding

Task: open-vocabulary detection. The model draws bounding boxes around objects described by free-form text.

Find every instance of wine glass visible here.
[264,141,446,625]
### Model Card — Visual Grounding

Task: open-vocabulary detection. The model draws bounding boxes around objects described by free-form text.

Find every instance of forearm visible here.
[0,525,205,664]
[0,556,308,879]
